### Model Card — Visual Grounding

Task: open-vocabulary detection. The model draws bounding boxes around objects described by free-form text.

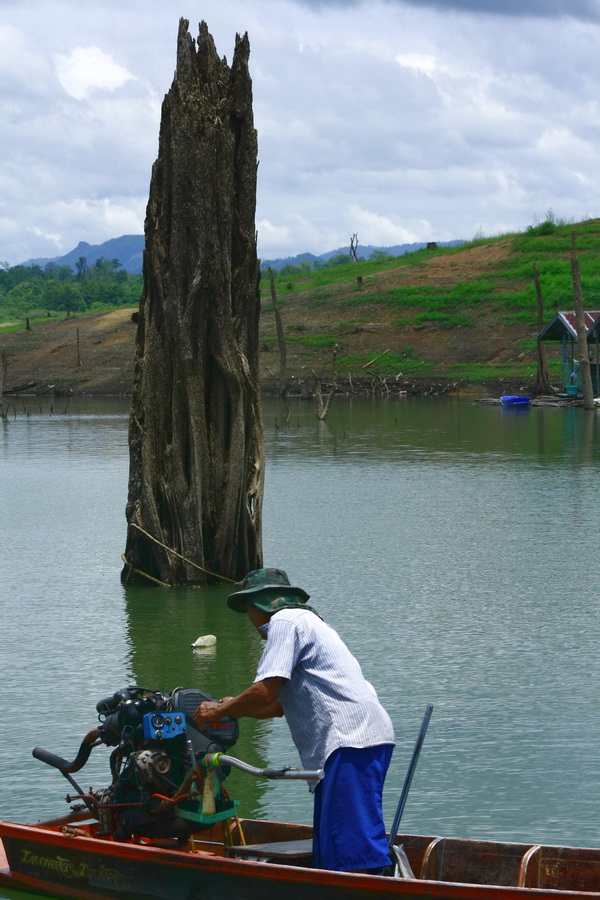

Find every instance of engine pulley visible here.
[132,749,172,784]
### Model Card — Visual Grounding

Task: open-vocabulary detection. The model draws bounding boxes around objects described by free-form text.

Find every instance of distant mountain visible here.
[261,251,320,270]
[261,240,465,270]
[23,235,145,274]
[22,235,465,275]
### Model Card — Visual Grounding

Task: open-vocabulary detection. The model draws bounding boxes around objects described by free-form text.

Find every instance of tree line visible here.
[0,256,143,318]
[266,249,396,279]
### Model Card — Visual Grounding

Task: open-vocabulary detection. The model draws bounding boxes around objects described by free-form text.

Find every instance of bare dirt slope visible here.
[1,309,138,395]
[377,238,514,288]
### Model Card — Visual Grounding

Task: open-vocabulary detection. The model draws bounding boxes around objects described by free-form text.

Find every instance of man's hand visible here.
[192,679,285,727]
[193,700,222,729]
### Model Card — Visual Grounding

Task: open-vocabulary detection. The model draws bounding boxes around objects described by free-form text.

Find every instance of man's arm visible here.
[252,698,285,719]
[193,677,285,728]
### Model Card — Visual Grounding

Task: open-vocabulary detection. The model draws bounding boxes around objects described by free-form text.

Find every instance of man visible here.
[193,567,395,873]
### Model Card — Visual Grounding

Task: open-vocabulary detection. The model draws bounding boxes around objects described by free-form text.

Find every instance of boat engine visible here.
[34,686,239,844]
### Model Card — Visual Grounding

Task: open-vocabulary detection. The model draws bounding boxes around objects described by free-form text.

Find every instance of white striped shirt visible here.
[254,608,395,780]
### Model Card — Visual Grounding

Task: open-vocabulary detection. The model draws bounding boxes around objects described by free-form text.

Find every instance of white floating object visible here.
[191,634,217,648]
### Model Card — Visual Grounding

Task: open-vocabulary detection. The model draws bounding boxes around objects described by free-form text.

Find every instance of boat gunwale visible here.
[3,818,600,899]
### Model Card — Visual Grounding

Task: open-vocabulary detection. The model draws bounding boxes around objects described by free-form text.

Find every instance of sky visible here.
[0,0,598,266]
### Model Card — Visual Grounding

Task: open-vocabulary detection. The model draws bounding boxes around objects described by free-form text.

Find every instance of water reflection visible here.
[265,396,600,469]
[122,582,276,817]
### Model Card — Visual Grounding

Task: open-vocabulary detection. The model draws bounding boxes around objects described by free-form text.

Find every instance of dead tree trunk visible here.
[0,350,7,419]
[532,261,553,396]
[312,344,339,421]
[268,267,287,400]
[571,232,594,410]
[122,19,264,586]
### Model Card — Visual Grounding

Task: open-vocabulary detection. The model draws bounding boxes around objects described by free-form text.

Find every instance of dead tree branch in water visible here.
[312,344,339,420]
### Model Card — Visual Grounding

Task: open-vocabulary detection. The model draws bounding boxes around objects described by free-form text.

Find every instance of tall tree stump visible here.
[122,19,264,586]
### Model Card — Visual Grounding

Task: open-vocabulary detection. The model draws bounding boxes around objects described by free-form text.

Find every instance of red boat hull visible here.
[2,818,600,900]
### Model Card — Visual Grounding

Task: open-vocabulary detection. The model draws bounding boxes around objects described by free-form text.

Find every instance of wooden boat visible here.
[500,395,531,408]
[3,812,600,900]
[2,690,598,899]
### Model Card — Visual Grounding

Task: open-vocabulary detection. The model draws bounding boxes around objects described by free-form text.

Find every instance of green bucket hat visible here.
[227,567,310,614]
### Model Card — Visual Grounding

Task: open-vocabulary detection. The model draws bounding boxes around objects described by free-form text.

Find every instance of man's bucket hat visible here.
[227,567,310,613]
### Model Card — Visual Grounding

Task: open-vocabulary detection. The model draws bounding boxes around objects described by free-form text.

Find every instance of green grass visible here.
[516,337,540,354]
[336,351,434,376]
[337,278,495,313]
[0,313,63,333]
[286,333,339,348]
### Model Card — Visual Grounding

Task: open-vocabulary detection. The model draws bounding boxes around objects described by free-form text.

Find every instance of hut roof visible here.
[538,311,600,342]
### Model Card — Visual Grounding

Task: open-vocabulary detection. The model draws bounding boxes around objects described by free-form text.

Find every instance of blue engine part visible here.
[142,711,187,741]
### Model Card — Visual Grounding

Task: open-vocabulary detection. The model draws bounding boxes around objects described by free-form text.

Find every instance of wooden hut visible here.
[538,310,600,395]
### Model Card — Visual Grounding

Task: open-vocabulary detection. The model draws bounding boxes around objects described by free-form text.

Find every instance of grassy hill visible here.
[259,218,600,395]
[2,218,599,397]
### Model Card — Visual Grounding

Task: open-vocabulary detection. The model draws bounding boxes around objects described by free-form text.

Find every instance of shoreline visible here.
[2,376,550,402]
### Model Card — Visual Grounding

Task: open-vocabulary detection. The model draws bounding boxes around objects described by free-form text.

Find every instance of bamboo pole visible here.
[571,233,594,410]
[532,262,553,396]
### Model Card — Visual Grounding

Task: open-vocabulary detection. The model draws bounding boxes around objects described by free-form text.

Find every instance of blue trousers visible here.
[312,744,393,872]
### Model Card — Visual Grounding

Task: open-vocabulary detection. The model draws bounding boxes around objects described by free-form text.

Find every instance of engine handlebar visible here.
[32,747,72,772]
[33,728,100,773]
[212,754,324,781]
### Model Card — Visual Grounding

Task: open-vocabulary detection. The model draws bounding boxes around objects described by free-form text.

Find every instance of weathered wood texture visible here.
[532,261,553,396]
[268,268,287,400]
[122,19,263,585]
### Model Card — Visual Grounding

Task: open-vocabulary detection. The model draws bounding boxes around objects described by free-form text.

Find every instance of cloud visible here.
[345,205,431,245]
[3,198,145,264]
[400,0,600,20]
[0,0,598,265]
[293,0,600,20]
[55,46,134,100]
[396,53,443,76]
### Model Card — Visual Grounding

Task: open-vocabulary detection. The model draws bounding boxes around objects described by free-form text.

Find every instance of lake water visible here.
[1,394,599,897]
